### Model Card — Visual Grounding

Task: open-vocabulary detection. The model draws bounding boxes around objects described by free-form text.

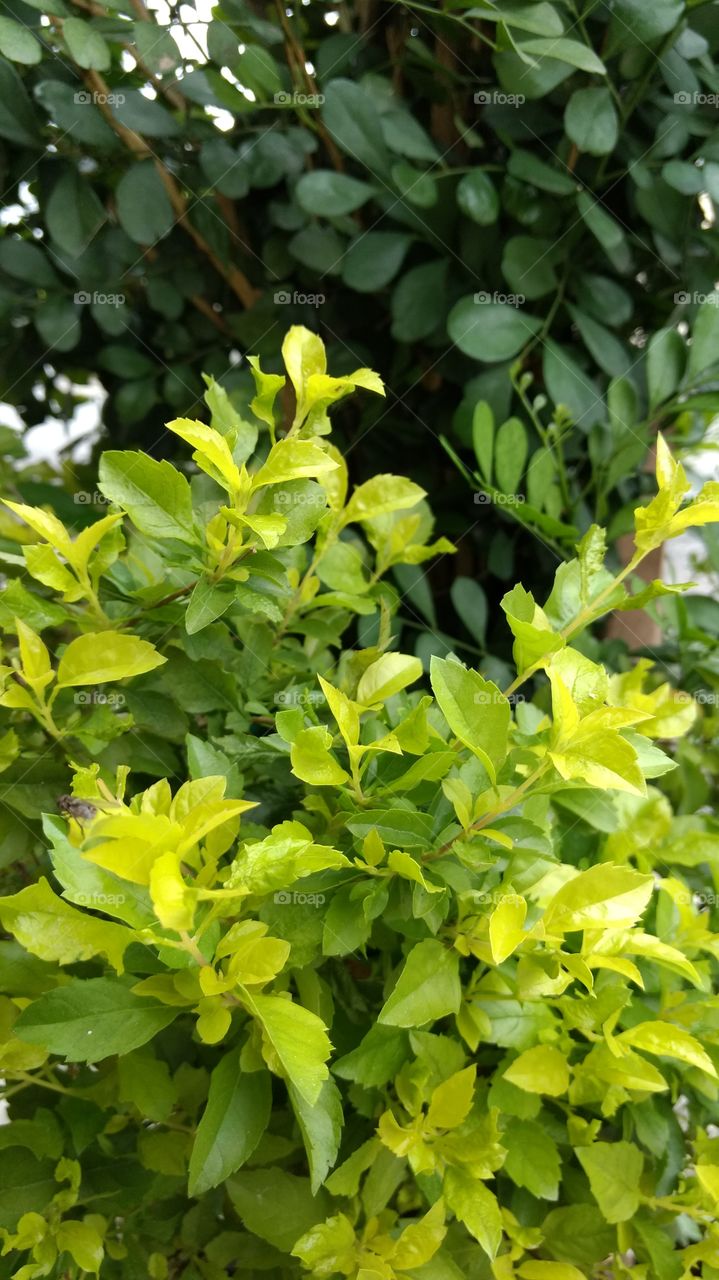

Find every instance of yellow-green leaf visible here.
[576,1141,643,1223]
[2,499,73,557]
[504,1045,570,1096]
[290,726,350,786]
[342,475,425,526]
[619,1021,717,1077]
[444,1166,501,1259]
[0,878,134,974]
[166,417,243,492]
[518,1263,586,1280]
[544,865,653,933]
[15,617,53,693]
[252,439,338,488]
[56,632,166,687]
[489,894,527,964]
[55,1221,104,1274]
[356,653,422,705]
[426,1066,476,1129]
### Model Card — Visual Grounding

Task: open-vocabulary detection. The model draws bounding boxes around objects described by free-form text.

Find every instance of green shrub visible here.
[1,328,719,1279]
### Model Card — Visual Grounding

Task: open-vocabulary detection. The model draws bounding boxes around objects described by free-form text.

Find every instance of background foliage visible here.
[3,0,719,613]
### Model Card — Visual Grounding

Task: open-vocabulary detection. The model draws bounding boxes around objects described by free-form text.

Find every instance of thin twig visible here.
[80,65,260,309]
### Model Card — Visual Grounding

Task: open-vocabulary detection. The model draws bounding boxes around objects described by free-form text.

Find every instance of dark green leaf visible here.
[189,1059,271,1196]
[457,170,499,226]
[341,232,411,292]
[116,161,175,244]
[564,87,618,155]
[295,170,374,217]
[448,297,541,362]
[46,168,106,256]
[15,978,179,1062]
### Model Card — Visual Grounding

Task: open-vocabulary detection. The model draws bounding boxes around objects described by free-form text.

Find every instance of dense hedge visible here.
[1,329,719,1278]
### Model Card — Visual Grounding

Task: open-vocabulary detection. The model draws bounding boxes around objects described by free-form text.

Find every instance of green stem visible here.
[76,568,112,628]
[503,550,645,698]
[9,1070,82,1097]
[276,520,341,637]
[514,373,572,517]
[425,759,550,862]
[441,434,571,561]
[180,930,209,967]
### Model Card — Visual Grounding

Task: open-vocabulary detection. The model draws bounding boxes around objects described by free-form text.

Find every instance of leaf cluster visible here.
[0,329,719,1279]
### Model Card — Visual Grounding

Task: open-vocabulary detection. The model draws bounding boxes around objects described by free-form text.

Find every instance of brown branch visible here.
[189,293,230,333]
[70,0,186,110]
[216,193,242,244]
[82,68,260,308]
[431,36,461,151]
[125,0,186,110]
[357,0,378,34]
[273,0,345,173]
[84,68,151,154]
[140,243,230,333]
[386,17,406,97]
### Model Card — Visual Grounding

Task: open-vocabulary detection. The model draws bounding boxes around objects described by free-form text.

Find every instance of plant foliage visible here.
[1,329,719,1278]
[3,0,719,593]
